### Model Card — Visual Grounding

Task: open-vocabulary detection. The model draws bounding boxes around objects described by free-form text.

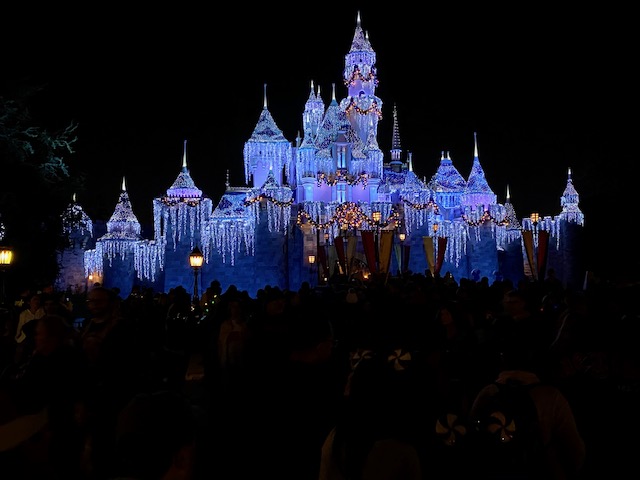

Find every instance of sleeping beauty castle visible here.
[55,13,585,298]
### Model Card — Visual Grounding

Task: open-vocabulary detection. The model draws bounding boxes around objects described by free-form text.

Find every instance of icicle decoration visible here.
[243,107,293,185]
[133,239,166,282]
[61,200,93,237]
[210,192,256,265]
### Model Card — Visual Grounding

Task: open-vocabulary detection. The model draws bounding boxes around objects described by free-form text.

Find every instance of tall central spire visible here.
[390,103,402,163]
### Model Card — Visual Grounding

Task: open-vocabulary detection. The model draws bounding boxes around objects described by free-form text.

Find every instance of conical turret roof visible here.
[103,177,141,239]
[166,140,202,198]
[429,151,467,191]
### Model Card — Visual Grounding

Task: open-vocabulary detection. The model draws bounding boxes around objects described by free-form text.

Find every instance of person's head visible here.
[27,294,42,313]
[86,286,116,318]
[114,390,198,479]
[501,289,529,317]
[34,315,70,356]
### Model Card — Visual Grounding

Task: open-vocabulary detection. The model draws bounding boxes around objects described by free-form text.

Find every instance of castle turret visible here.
[341,11,382,145]
[152,140,213,291]
[104,177,141,240]
[389,103,402,170]
[428,151,467,220]
[462,132,497,212]
[302,80,325,142]
[297,81,323,199]
[84,177,142,295]
[56,194,94,293]
[558,167,584,225]
[243,84,292,189]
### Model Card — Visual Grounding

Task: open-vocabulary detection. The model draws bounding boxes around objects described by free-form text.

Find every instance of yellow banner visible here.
[423,236,435,274]
[379,230,394,274]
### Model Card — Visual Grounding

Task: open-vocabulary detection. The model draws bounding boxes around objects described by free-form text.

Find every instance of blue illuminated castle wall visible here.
[56,14,585,297]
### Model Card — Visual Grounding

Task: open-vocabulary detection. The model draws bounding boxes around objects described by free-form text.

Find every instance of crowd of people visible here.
[0,268,638,479]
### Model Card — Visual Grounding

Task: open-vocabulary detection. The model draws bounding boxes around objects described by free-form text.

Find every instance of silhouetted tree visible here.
[0,84,82,294]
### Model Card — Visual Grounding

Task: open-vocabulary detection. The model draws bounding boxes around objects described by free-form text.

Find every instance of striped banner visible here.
[423,236,436,274]
[379,230,394,274]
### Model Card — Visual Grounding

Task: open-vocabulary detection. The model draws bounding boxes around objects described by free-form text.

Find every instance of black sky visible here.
[2,5,634,244]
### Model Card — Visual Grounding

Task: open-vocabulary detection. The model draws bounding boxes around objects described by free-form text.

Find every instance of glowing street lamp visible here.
[189,245,204,305]
[398,233,406,275]
[529,212,541,280]
[530,212,540,240]
[372,210,382,272]
[0,246,13,306]
[308,254,317,285]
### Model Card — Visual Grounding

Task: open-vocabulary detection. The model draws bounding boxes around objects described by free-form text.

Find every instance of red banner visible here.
[435,236,447,275]
[317,243,329,280]
[361,230,377,274]
[537,229,550,281]
[522,230,535,279]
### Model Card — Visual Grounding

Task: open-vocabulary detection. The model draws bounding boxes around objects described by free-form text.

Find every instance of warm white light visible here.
[0,247,13,266]
[308,255,316,264]
[398,233,406,242]
[189,246,204,268]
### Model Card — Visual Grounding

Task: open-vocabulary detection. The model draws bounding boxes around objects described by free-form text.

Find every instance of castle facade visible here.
[56,13,585,297]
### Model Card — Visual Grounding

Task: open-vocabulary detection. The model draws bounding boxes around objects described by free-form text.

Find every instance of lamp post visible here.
[189,245,204,306]
[372,211,381,273]
[529,212,540,281]
[308,254,316,286]
[0,246,13,307]
[323,231,330,284]
[398,232,406,276]
[340,223,349,276]
[530,212,539,240]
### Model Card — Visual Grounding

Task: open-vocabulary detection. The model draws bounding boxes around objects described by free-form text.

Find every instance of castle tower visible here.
[84,177,142,295]
[302,80,325,141]
[243,84,292,189]
[340,11,382,146]
[558,167,584,225]
[152,140,213,292]
[297,81,323,202]
[462,132,497,213]
[389,103,402,170]
[56,193,94,293]
[428,151,467,220]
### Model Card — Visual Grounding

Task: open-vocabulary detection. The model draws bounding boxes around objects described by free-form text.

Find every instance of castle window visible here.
[338,146,347,168]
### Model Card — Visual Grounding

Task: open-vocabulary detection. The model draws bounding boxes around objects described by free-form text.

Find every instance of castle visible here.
[56,13,585,298]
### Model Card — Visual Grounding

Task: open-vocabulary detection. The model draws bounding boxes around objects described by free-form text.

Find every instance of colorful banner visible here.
[379,230,394,274]
[317,243,329,280]
[435,236,447,275]
[334,235,346,273]
[522,230,535,279]
[537,229,550,281]
[423,236,435,274]
[403,244,410,273]
[394,244,410,273]
[361,230,377,274]
[347,236,358,273]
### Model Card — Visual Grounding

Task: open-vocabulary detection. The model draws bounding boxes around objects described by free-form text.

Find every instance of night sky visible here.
[2,5,634,265]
